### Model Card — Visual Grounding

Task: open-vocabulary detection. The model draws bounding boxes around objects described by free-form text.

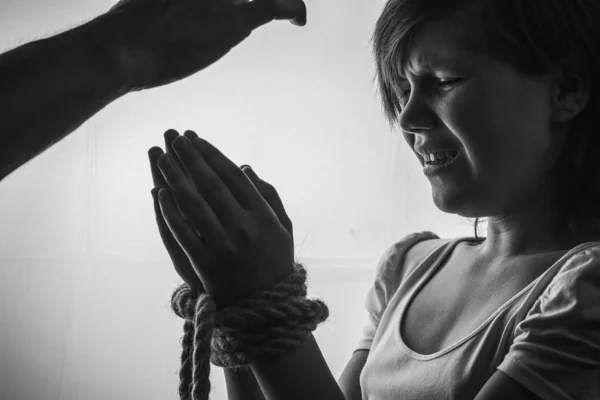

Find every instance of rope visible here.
[169,261,329,400]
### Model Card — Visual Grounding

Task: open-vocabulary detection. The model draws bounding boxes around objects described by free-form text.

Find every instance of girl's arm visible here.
[224,367,266,400]
[250,333,346,400]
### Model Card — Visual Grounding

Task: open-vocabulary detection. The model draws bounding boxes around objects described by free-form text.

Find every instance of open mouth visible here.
[423,150,459,165]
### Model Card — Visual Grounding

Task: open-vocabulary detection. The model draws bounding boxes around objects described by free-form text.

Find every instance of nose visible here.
[397,92,436,135]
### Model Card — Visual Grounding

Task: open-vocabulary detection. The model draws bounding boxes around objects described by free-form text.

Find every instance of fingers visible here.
[151,188,204,290]
[149,129,197,189]
[164,129,185,171]
[183,130,198,141]
[157,151,231,247]
[148,129,183,188]
[241,166,293,238]
[238,0,307,30]
[165,129,198,189]
[173,134,270,221]
[152,187,188,262]
[156,188,208,264]
[273,0,307,26]
[149,147,167,188]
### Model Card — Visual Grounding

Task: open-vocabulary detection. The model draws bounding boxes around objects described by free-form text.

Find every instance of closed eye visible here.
[398,78,462,107]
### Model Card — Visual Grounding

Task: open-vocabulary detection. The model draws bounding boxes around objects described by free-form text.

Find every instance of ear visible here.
[550,59,591,124]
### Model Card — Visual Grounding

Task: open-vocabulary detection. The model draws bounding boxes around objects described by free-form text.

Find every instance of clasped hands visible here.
[148,129,295,308]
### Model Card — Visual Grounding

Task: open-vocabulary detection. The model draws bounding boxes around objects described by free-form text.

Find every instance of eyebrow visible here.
[398,55,460,80]
[397,37,483,80]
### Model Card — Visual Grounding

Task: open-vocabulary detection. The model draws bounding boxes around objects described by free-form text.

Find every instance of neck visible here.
[473,208,589,263]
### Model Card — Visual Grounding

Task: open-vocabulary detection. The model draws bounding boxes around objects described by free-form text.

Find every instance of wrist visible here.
[224,365,266,400]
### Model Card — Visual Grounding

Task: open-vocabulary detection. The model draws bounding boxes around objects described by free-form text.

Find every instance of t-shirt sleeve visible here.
[497,244,600,400]
[355,231,439,352]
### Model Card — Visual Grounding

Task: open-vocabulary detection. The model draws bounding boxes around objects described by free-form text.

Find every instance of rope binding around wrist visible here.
[169,261,330,400]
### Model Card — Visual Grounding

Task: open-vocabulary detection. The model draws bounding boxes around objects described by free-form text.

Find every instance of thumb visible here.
[241,165,294,237]
[239,0,307,29]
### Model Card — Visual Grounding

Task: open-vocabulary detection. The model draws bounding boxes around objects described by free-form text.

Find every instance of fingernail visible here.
[241,164,251,171]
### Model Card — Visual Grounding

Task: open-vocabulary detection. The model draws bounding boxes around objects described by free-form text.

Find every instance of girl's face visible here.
[397,9,565,220]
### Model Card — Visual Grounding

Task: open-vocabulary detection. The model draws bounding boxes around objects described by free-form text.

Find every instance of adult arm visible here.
[0,14,125,182]
[0,0,307,183]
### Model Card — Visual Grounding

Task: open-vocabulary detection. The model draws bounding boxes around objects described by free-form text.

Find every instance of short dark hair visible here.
[371,0,600,240]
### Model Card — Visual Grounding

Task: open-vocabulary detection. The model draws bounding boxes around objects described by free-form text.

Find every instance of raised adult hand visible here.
[153,131,295,308]
[104,0,307,92]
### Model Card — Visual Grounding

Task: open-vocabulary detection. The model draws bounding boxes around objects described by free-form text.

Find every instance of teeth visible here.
[426,151,456,162]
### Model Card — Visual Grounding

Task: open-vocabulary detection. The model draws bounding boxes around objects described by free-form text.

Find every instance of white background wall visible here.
[0,0,477,399]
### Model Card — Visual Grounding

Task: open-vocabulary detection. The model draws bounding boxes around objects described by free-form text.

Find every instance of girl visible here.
[150,0,600,399]
[350,0,600,398]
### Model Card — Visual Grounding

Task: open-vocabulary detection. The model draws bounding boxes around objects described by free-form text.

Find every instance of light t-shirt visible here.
[356,231,600,400]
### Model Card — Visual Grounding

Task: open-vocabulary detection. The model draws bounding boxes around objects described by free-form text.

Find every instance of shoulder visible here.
[512,242,600,333]
[551,242,600,281]
[386,231,443,262]
[376,231,447,281]
[404,236,448,265]
[496,242,600,400]
[549,242,600,289]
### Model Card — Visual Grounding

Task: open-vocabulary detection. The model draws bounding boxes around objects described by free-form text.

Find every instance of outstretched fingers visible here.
[237,0,307,30]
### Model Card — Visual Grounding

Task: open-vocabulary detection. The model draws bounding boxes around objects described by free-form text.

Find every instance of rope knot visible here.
[169,261,329,400]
